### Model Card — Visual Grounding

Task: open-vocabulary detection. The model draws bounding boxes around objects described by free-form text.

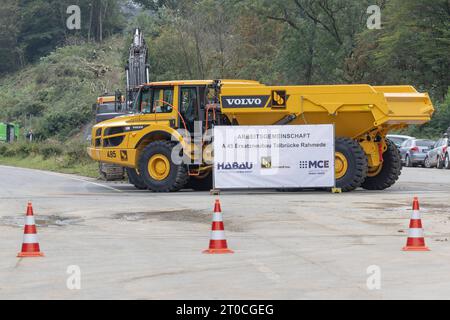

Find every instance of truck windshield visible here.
[98,103,118,114]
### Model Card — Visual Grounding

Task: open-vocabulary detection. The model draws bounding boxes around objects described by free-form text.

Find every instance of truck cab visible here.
[94,93,126,124]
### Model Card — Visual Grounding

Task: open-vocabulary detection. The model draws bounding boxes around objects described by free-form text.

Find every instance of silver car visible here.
[387,134,415,148]
[400,139,435,167]
[424,136,450,169]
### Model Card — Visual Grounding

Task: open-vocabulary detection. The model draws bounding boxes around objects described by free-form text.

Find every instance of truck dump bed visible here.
[219,84,434,139]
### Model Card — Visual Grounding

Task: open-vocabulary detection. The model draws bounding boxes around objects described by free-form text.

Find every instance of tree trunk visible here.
[88,4,93,42]
[305,22,317,85]
[99,0,103,42]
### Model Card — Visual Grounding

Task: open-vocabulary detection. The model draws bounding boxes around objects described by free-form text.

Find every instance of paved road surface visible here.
[0,165,449,299]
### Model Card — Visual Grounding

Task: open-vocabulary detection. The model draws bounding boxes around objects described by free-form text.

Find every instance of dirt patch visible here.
[0,215,84,228]
[352,202,409,210]
[422,203,450,210]
[112,209,243,232]
[354,201,450,212]
[362,219,403,227]
[113,209,209,223]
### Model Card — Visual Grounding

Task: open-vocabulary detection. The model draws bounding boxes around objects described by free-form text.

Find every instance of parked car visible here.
[387,134,415,148]
[424,135,449,169]
[400,139,435,167]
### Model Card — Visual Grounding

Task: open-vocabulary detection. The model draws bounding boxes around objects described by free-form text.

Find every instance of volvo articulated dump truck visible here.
[87,80,434,192]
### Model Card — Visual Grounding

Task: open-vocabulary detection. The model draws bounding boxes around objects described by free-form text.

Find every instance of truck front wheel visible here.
[138,141,189,192]
[126,168,147,190]
[335,138,368,192]
[361,139,402,190]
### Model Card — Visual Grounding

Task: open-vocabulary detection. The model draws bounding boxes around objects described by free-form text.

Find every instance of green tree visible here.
[0,0,22,73]
[252,0,375,84]
[18,0,67,62]
[357,0,450,101]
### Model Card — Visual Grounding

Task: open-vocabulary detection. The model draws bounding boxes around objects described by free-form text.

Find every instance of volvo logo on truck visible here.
[221,96,270,108]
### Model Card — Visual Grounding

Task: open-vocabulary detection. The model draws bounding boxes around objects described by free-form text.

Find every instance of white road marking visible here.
[46,173,123,193]
[0,165,122,193]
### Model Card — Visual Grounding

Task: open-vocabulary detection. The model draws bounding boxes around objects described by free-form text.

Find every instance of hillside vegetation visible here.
[0,36,125,140]
[0,36,125,175]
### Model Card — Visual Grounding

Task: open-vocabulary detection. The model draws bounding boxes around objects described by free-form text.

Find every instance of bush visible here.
[0,142,36,157]
[2,146,17,157]
[38,141,64,159]
[0,144,7,155]
[66,141,90,165]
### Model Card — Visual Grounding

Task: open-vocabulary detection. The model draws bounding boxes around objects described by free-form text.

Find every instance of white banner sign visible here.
[213,125,335,189]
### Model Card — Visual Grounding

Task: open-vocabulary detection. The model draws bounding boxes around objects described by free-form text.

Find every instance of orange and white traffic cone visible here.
[17,202,44,258]
[403,197,430,252]
[203,200,234,254]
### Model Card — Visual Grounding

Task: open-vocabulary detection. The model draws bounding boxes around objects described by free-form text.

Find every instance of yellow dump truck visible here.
[87,80,434,192]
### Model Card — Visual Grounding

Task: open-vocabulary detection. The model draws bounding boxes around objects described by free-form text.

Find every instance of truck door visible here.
[151,86,177,126]
[138,87,155,122]
[179,86,206,135]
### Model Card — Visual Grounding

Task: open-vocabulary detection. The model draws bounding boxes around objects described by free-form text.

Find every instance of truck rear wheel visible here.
[126,168,147,190]
[138,141,189,192]
[361,139,402,190]
[335,138,368,192]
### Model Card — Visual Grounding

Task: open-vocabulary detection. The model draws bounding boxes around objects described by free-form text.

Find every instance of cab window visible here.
[140,90,152,113]
[180,88,198,122]
[152,88,174,114]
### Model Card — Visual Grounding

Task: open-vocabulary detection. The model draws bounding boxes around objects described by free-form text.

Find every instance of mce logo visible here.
[299,160,330,169]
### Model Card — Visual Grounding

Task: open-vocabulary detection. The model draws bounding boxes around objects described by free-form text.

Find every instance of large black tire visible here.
[138,141,189,192]
[361,139,402,190]
[335,137,368,192]
[187,171,213,191]
[126,168,147,190]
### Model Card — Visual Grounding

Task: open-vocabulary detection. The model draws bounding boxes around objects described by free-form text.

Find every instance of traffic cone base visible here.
[18,252,45,258]
[402,246,430,252]
[203,248,234,254]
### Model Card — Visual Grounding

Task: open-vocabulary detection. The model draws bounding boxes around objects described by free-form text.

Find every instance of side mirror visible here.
[92,103,97,112]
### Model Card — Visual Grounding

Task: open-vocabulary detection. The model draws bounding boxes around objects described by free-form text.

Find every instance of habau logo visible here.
[221,96,269,108]
[217,162,254,170]
[300,160,330,169]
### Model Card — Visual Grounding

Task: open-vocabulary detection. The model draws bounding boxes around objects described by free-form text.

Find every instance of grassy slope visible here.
[0,36,126,177]
[0,155,99,178]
